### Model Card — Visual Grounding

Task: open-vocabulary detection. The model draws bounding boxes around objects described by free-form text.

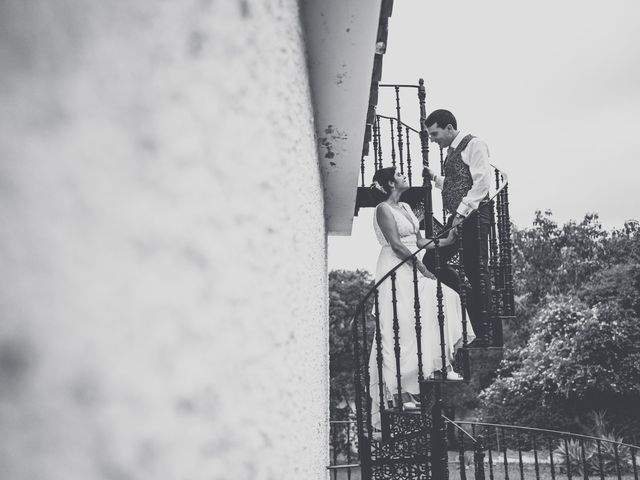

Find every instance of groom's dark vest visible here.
[442,134,477,214]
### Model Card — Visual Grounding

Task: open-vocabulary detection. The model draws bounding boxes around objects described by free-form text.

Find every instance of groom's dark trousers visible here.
[422,202,492,341]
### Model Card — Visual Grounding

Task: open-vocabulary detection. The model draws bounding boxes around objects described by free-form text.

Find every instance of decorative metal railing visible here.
[349,80,515,479]
[449,421,640,480]
[330,419,640,480]
[329,420,359,480]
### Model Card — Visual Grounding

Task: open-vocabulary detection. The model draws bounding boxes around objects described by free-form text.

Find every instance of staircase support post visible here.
[418,78,434,237]
[475,435,487,480]
[430,383,449,480]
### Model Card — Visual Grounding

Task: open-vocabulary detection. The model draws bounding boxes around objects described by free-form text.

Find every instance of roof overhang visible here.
[300,0,392,235]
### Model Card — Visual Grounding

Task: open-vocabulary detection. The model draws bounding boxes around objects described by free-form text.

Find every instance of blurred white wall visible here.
[0,1,328,479]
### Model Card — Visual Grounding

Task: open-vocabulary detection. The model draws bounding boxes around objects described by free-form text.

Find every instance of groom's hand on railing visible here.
[422,167,436,181]
[451,213,465,228]
[440,228,458,247]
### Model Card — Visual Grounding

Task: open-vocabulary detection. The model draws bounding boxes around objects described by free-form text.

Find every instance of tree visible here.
[507,211,609,345]
[481,212,640,438]
[481,298,640,436]
[329,269,374,419]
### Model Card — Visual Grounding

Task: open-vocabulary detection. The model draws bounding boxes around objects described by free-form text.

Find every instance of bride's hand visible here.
[416,262,436,279]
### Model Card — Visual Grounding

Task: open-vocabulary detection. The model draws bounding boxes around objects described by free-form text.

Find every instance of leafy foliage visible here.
[554,413,634,475]
[481,212,640,439]
[329,269,374,420]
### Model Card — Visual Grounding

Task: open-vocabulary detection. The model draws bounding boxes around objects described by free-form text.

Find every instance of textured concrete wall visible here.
[0,1,328,479]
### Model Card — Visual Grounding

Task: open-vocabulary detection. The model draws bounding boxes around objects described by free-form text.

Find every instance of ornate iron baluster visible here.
[549,437,556,480]
[376,116,383,170]
[394,86,404,174]
[389,118,397,168]
[418,78,434,237]
[406,125,413,186]
[459,429,468,480]
[440,146,447,223]
[347,421,352,480]
[352,307,371,480]
[580,438,589,480]
[597,439,605,480]
[373,290,385,419]
[360,153,366,187]
[532,435,541,480]
[518,438,525,480]
[331,423,338,480]
[430,383,448,480]
[412,258,425,384]
[475,434,486,480]
[457,225,471,379]
[614,443,622,480]
[502,184,514,316]
[496,175,507,319]
[477,208,491,345]
[489,200,502,315]
[434,238,447,379]
[502,427,510,480]
[489,199,504,346]
[361,308,372,438]
[390,272,403,410]
[565,437,573,480]
[490,172,502,319]
[372,116,379,173]
[486,426,495,480]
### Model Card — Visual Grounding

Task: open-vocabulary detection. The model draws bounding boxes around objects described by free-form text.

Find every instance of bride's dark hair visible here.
[370,166,396,202]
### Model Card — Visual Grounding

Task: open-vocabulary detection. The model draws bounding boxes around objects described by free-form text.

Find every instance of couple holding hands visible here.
[368,109,492,415]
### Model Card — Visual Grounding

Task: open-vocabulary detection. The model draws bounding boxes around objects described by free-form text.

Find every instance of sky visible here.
[329,0,640,272]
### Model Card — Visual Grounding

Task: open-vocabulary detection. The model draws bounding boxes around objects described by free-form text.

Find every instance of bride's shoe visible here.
[447,370,464,381]
[428,365,464,381]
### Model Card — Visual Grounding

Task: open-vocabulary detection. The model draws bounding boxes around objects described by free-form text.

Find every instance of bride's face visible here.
[392,170,409,192]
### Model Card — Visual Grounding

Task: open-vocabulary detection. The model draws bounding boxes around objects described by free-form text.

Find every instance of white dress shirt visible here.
[432,130,492,217]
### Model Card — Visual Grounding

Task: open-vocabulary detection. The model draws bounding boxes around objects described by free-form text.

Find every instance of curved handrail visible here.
[455,420,640,450]
[444,415,481,445]
[349,162,509,328]
[379,83,420,89]
[376,114,420,134]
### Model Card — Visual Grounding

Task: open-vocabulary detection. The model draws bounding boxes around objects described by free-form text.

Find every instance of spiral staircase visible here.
[350,81,515,480]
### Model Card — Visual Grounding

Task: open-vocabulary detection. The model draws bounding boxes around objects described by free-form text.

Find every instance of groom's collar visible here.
[449,130,466,150]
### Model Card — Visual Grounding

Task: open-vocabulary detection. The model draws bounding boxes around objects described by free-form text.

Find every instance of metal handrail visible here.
[376,114,420,134]
[444,415,481,445]
[456,421,640,450]
[327,463,360,470]
[379,83,420,89]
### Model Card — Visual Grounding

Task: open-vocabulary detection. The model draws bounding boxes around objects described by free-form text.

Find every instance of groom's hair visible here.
[425,109,457,130]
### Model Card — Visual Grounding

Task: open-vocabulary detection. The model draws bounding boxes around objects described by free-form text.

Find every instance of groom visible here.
[422,109,492,347]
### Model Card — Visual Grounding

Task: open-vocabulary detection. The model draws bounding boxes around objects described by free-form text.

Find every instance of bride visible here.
[368,166,474,421]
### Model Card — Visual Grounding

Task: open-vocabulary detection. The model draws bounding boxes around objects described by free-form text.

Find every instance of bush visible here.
[480,298,640,436]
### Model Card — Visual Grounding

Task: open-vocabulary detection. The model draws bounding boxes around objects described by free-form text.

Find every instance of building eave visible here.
[300,0,393,236]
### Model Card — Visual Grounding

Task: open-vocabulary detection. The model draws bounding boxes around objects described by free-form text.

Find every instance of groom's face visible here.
[427,124,455,148]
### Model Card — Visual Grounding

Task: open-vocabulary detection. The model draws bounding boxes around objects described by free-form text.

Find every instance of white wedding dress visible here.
[368,203,474,426]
